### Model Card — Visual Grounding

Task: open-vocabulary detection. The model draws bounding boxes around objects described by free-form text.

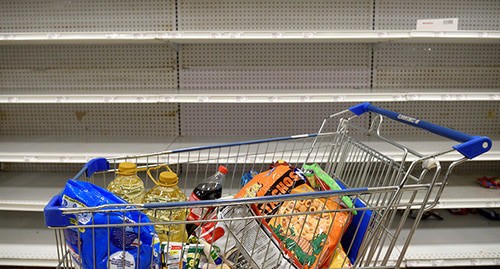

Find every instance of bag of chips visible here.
[268,184,351,269]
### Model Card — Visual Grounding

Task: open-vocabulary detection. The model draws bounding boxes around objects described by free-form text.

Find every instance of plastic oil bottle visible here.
[107,162,146,204]
[143,165,188,243]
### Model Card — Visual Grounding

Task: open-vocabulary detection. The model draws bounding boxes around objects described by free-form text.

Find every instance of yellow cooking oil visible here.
[107,162,146,204]
[143,165,187,243]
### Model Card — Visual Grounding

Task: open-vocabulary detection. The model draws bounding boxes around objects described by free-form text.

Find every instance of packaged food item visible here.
[195,205,300,269]
[162,242,183,269]
[107,162,146,204]
[60,179,160,269]
[200,239,223,265]
[268,184,351,269]
[187,165,229,234]
[302,164,355,213]
[182,244,204,269]
[235,160,307,215]
[143,165,188,243]
[328,245,352,269]
[241,169,258,187]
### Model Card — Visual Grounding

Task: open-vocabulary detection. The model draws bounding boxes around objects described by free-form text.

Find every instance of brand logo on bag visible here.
[397,114,420,124]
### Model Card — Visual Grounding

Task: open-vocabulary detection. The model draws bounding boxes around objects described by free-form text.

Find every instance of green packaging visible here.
[303,163,356,214]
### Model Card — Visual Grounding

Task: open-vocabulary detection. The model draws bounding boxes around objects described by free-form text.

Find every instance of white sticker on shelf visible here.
[416,18,459,31]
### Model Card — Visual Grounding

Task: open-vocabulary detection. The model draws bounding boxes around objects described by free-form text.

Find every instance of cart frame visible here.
[44,102,492,269]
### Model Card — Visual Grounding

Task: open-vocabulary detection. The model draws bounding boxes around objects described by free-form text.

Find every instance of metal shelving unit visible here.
[0,89,499,104]
[1,30,499,45]
[0,0,498,267]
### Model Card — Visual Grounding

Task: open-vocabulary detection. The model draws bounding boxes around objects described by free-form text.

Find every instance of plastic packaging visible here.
[328,245,352,268]
[61,179,160,269]
[107,162,146,204]
[162,242,183,269]
[143,165,187,243]
[268,184,351,269]
[187,165,229,233]
[302,163,355,213]
[235,160,307,215]
[200,239,223,265]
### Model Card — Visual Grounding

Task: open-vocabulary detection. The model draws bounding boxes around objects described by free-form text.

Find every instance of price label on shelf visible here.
[416,18,459,31]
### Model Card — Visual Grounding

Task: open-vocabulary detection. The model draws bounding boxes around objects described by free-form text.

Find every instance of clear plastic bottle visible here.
[186,165,228,234]
[143,167,187,243]
[106,162,146,204]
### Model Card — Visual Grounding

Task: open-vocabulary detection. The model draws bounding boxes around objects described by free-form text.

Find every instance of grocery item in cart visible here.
[196,205,300,269]
[268,184,351,269]
[328,245,352,268]
[143,165,188,243]
[187,165,229,232]
[302,164,355,213]
[60,179,160,269]
[107,162,146,204]
[235,160,307,215]
[162,242,183,269]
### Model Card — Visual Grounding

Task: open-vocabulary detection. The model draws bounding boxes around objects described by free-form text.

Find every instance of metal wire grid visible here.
[54,128,444,268]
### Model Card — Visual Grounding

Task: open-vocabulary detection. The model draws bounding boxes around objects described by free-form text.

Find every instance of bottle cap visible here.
[218,165,229,175]
[117,162,137,175]
[159,171,178,185]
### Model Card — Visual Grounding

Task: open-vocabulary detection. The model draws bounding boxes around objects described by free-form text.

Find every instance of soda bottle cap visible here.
[117,162,137,175]
[159,171,178,185]
[218,165,229,175]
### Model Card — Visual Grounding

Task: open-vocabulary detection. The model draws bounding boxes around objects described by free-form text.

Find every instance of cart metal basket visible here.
[44,102,491,269]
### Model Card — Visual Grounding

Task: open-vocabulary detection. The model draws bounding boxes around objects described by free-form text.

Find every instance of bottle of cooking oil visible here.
[107,162,146,204]
[143,166,187,243]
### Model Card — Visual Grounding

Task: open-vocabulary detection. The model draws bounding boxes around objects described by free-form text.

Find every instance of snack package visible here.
[60,179,160,269]
[328,245,352,268]
[303,164,356,214]
[182,244,204,269]
[268,184,351,269]
[235,160,307,215]
[195,205,300,269]
[162,242,183,269]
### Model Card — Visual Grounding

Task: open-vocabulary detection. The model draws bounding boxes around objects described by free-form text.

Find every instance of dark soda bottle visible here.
[186,165,228,234]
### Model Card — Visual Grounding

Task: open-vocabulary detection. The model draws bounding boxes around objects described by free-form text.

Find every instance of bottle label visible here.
[187,192,202,221]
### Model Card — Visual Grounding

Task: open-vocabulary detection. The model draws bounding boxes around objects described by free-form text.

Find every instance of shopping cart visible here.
[44,102,491,269]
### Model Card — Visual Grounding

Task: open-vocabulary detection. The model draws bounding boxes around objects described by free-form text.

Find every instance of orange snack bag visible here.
[268,184,351,269]
[234,161,307,215]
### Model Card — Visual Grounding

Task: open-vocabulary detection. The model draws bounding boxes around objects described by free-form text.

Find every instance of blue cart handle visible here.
[349,102,492,159]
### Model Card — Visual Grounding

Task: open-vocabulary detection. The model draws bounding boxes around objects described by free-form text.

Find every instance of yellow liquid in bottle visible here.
[107,174,146,204]
[143,184,187,243]
[107,162,146,204]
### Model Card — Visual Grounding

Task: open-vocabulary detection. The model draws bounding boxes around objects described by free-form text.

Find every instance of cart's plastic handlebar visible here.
[349,102,492,159]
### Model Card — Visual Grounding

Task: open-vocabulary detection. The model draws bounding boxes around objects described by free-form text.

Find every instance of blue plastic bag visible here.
[60,179,160,269]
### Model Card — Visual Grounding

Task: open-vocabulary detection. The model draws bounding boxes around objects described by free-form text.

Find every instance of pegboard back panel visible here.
[373,44,500,89]
[0,104,178,137]
[375,0,500,30]
[0,0,174,32]
[0,45,177,94]
[2,163,85,173]
[178,0,372,30]
[180,103,368,137]
[180,44,371,89]
[371,101,499,137]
